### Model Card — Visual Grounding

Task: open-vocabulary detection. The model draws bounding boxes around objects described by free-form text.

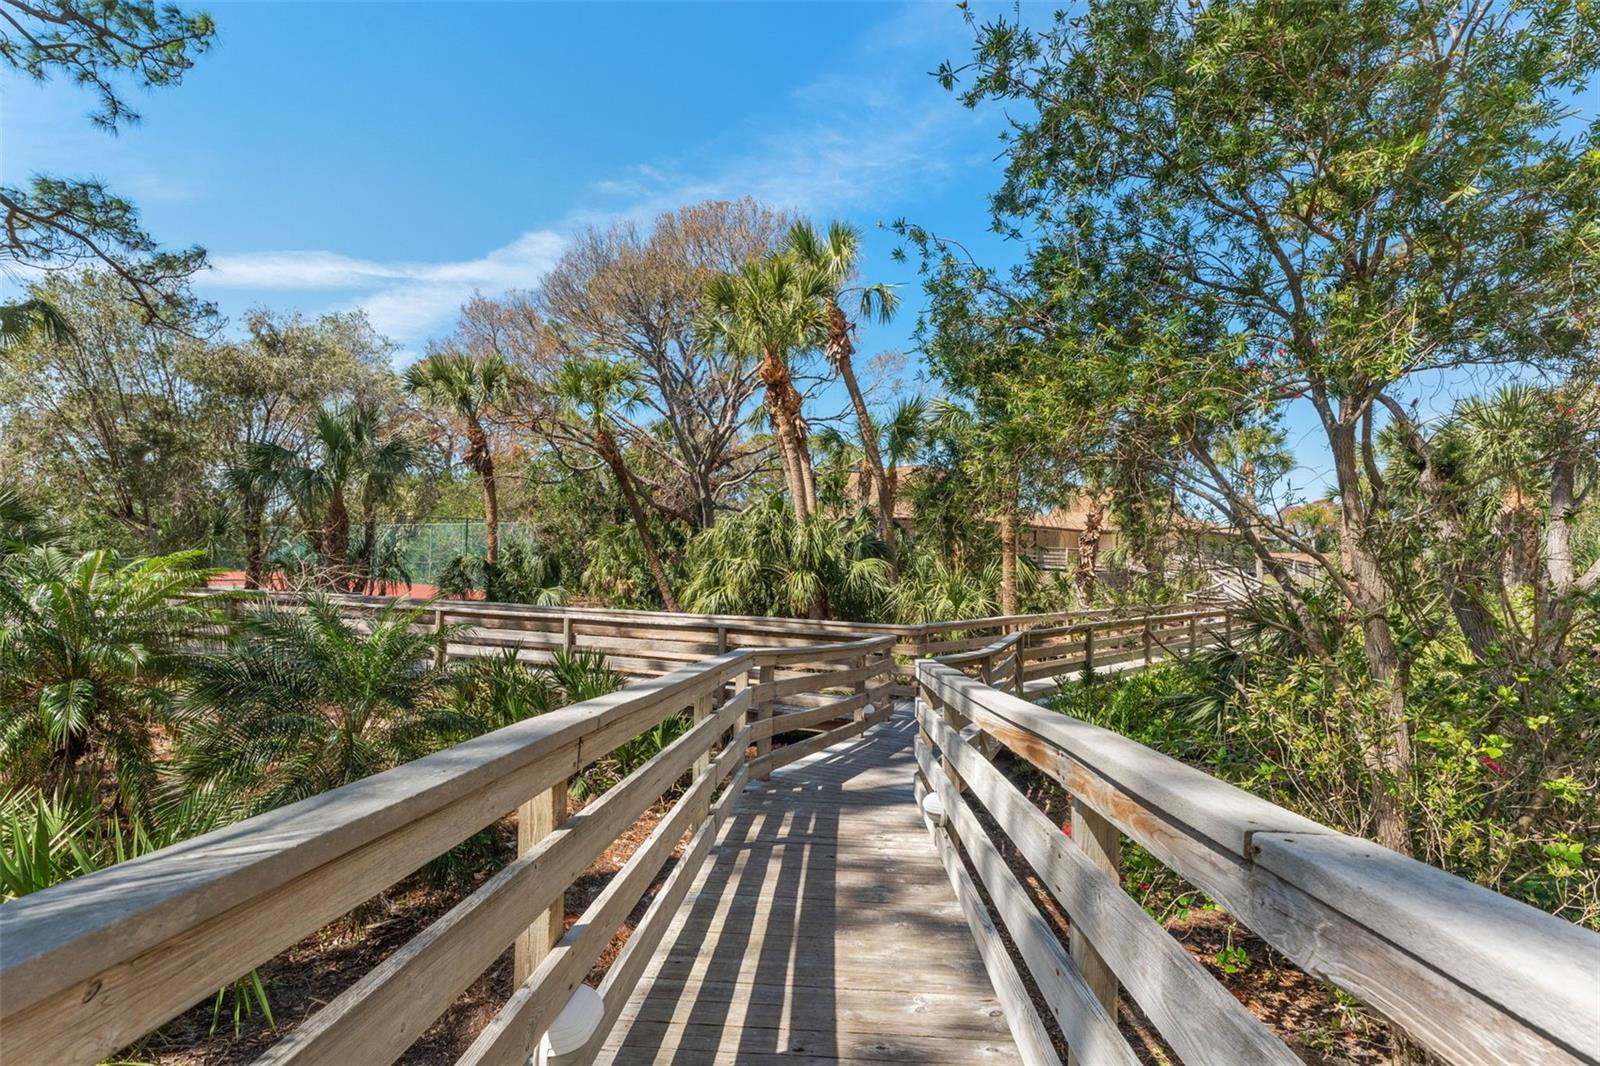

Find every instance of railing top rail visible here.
[916,660,1600,1063]
[933,630,1027,668]
[227,589,1231,644]
[755,633,898,666]
[0,648,753,1019]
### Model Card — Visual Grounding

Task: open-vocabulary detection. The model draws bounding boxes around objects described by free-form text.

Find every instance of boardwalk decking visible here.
[597,705,1023,1065]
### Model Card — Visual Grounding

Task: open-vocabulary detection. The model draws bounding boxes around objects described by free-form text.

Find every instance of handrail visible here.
[0,595,1224,1064]
[931,605,1233,691]
[913,660,1600,1066]
[0,629,897,1065]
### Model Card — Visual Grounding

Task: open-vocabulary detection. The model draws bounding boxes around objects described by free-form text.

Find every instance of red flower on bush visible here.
[1061,820,1072,837]
[1479,755,1506,775]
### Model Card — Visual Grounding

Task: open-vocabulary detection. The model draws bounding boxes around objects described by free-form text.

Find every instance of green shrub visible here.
[1051,634,1600,925]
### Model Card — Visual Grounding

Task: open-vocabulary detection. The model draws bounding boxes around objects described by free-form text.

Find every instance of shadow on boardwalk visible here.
[597,708,1021,1065]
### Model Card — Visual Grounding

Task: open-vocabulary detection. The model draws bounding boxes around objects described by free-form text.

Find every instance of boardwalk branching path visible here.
[599,706,1023,1065]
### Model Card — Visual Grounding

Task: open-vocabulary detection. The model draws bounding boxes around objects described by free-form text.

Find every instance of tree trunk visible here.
[243,496,265,591]
[466,421,499,565]
[1329,419,1412,854]
[758,346,816,520]
[999,488,1020,616]
[597,428,679,611]
[827,301,894,554]
[1075,500,1103,605]
[323,489,349,591]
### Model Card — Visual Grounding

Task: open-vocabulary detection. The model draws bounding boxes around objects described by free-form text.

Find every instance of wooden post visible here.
[716,624,727,654]
[754,662,775,780]
[941,697,965,796]
[1188,614,1198,655]
[1069,800,1122,1066]
[515,779,568,985]
[1083,625,1094,676]
[852,653,869,723]
[561,615,574,653]
[691,694,713,779]
[1142,619,1153,666]
[432,608,446,668]
[1014,636,1026,696]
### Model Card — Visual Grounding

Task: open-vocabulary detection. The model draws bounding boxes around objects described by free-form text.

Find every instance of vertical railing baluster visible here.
[515,778,569,985]
[1069,801,1122,1066]
[754,661,775,780]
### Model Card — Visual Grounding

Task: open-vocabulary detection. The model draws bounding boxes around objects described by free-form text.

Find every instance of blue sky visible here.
[9,2,1593,503]
[5,1,1016,368]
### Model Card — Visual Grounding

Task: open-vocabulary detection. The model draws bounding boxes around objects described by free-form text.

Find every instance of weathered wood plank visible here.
[915,738,1136,1066]
[577,764,749,1063]
[918,704,1295,1066]
[460,730,749,1066]
[919,776,1063,1066]
[919,661,1600,1066]
[255,712,746,1066]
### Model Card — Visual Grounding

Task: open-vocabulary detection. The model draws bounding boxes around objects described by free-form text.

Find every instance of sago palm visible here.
[404,350,511,563]
[174,596,471,818]
[0,547,218,812]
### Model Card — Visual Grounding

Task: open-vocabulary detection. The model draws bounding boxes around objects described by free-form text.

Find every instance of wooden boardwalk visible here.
[596,705,1023,1065]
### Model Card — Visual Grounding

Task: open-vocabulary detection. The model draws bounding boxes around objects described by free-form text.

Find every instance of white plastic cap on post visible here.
[921,790,947,826]
[536,984,604,1066]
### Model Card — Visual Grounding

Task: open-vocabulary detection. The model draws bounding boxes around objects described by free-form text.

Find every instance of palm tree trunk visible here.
[597,429,679,611]
[1076,501,1103,605]
[243,495,266,590]
[324,489,349,591]
[828,303,894,553]
[759,347,815,520]
[467,422,499,565]
[999,491,1020,616]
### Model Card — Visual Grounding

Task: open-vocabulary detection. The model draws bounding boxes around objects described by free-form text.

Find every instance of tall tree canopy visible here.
[933,0,1600,850]
[1,0,215,320]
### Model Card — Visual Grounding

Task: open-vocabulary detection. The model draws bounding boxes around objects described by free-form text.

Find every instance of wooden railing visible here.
[912,660,1600,1066]
[933,605,1233,692]
[0,632,895,1065]
[247,592,1224,695]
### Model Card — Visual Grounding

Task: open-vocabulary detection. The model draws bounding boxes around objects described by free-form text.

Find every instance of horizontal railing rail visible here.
[932,605,1233,693]
[0,629,896,1065]
[912,660,1600,1066]
[226,591,1227,696]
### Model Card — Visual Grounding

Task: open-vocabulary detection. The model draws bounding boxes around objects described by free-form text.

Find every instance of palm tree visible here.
[222,459,275,590]
[786,221,901,545]
[0,547,218,812]
[878,395,928,541]
[174,596,471,818]
[0,297,74,350]
[250,402,420,590]
[0,489,54,556]
[548,357,680,610]
[702,254,830,520]
[404,351,511,563]
[681,493,889,620]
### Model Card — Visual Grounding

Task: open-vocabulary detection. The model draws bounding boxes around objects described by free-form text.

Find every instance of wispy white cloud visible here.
[194,3,988,352]
[203,230,565,344]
